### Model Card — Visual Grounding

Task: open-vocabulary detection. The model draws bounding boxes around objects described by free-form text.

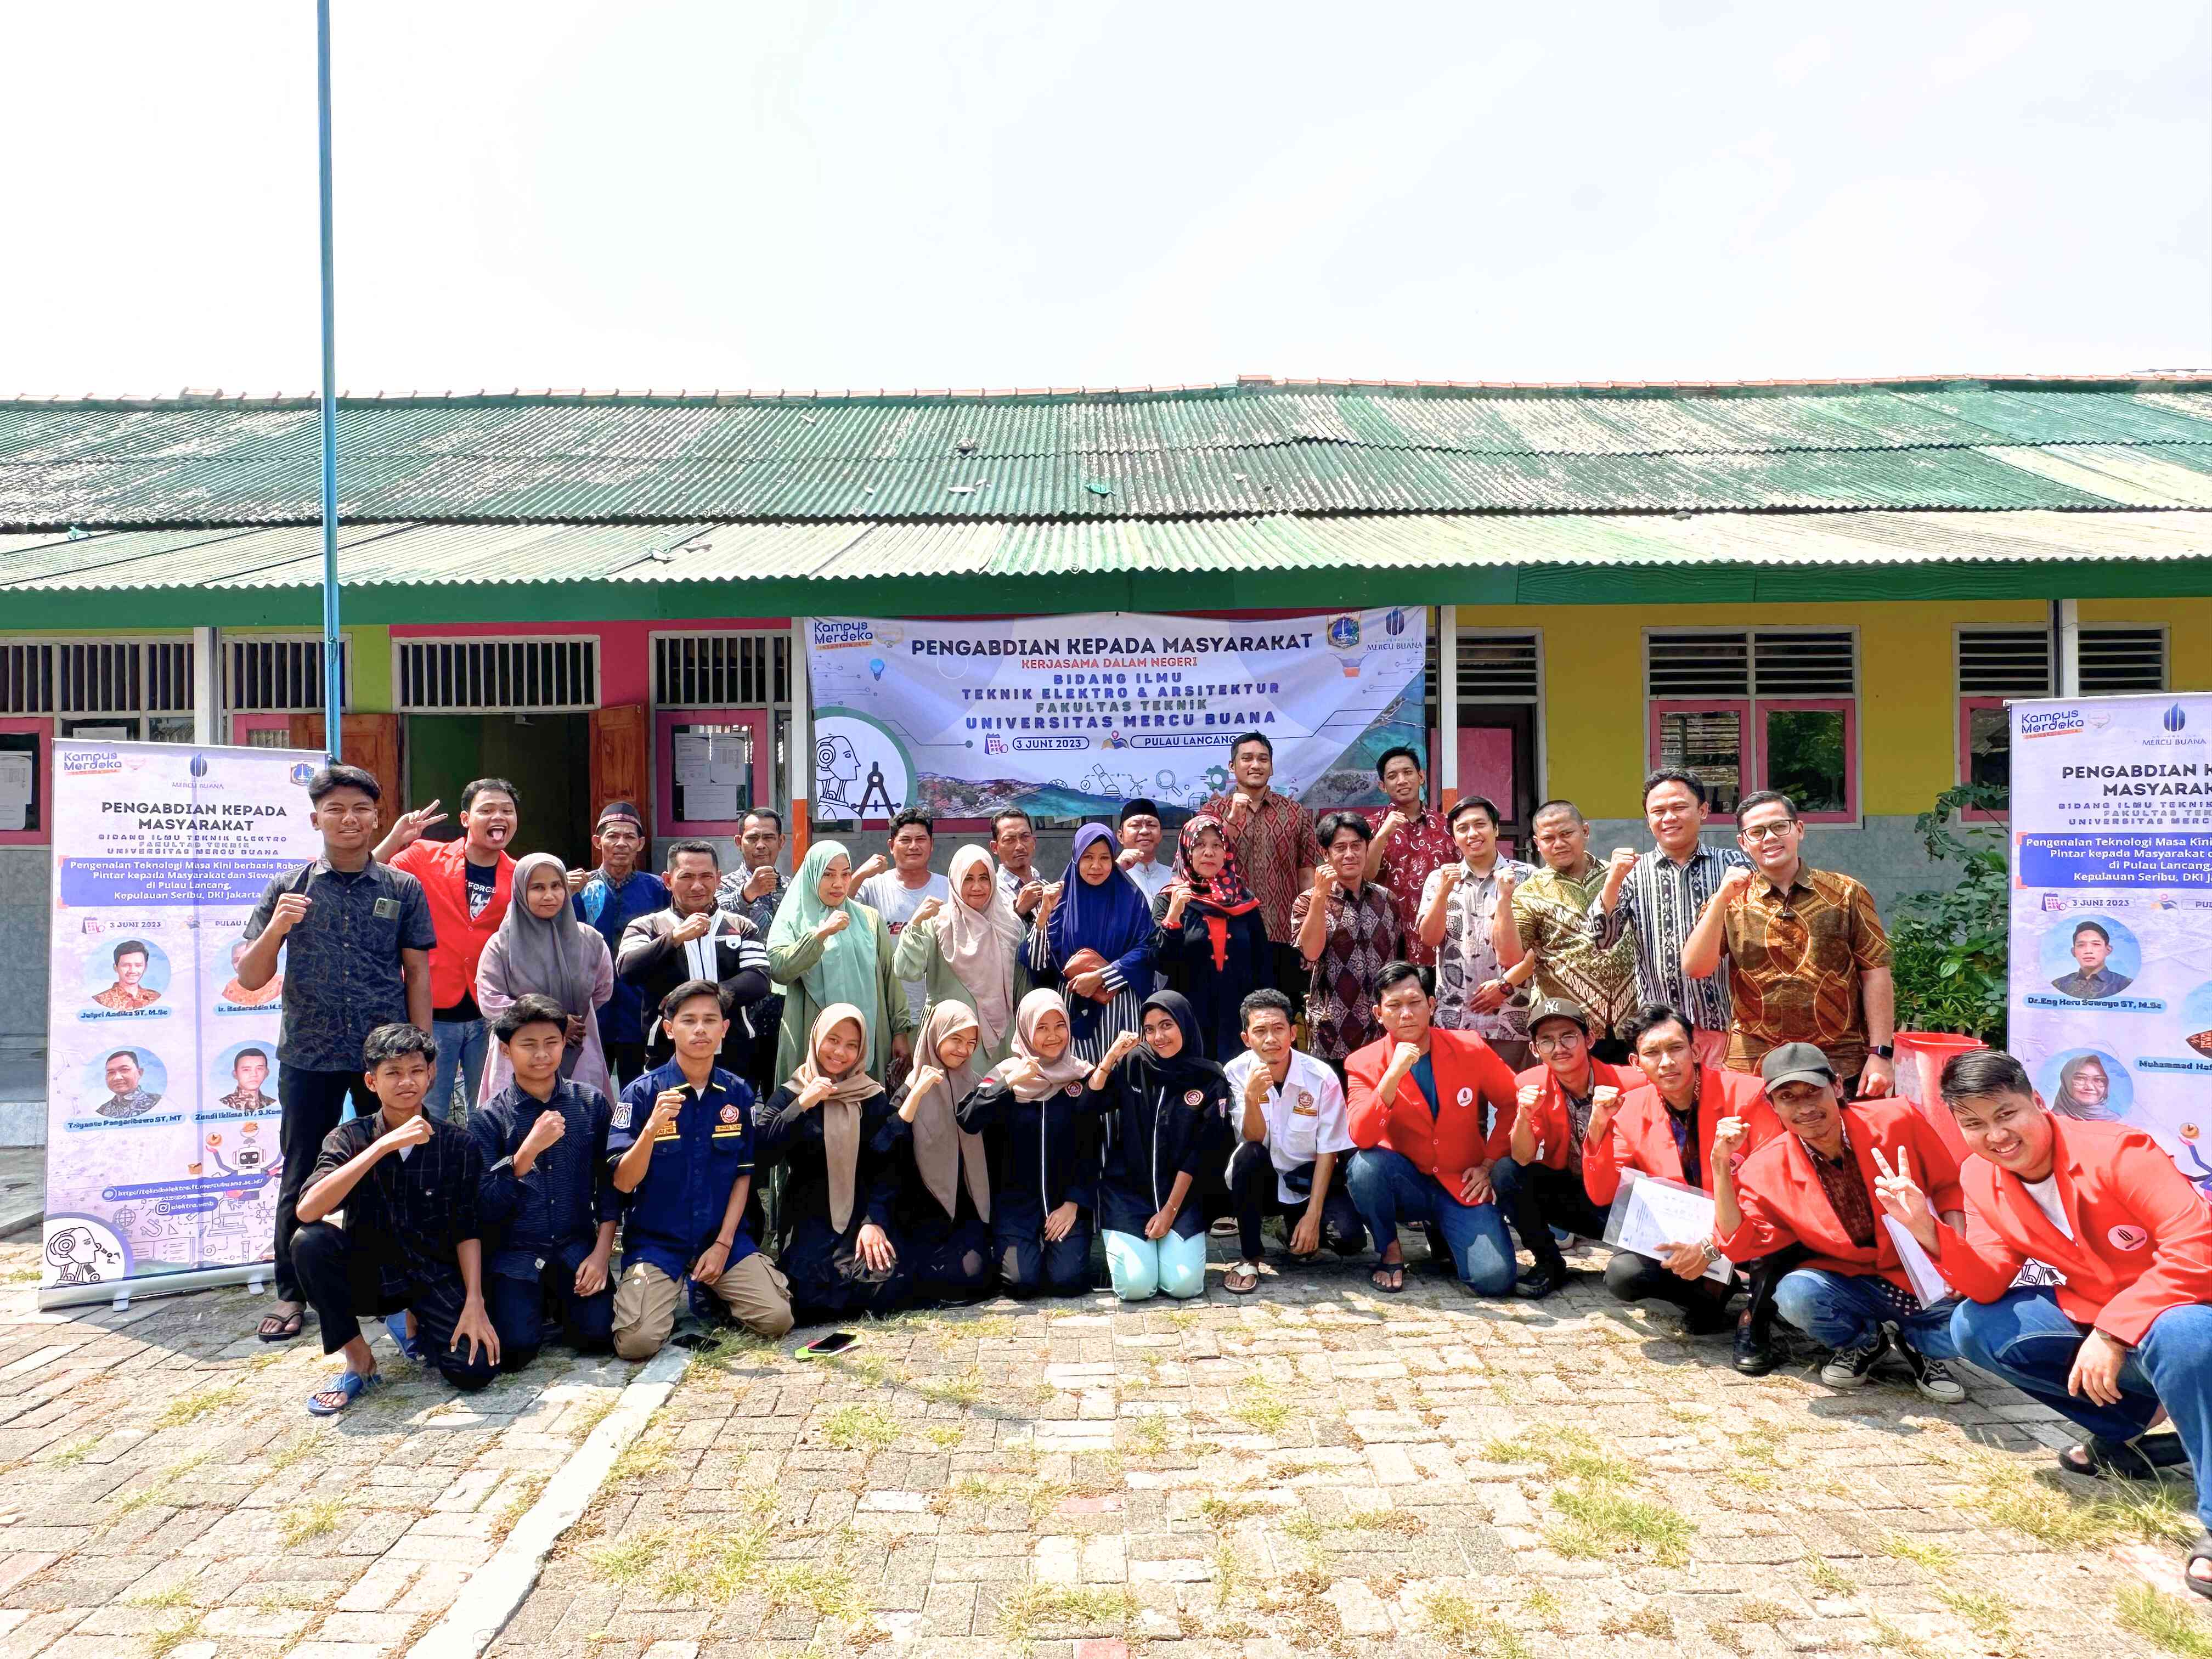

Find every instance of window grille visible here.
[653,633,791,707]
[397,638,599,712]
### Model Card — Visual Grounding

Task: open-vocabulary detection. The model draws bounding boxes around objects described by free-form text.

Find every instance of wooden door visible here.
[289,713,404,833]
[590,703,650,826]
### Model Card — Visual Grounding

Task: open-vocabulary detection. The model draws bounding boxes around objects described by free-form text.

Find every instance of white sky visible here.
[9,2,2210,396]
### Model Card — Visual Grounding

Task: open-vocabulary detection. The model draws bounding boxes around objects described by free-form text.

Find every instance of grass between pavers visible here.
[2117,1583,2212,1656]
[1804,1555,1856,1596]
[820,1404,897,1452]
[1227,1380,1291,1434]
[1935,1586,2015,1644]
[1961,1451,2199,1549]
[48,1436,99,1467]
[994,1584,1138,1645]
[146,1615,206,1659]
[279,1495,345,1546]
[1880,1532,1959,1572]
[154,1381,245,1428]
[1419,1587,1532,1657]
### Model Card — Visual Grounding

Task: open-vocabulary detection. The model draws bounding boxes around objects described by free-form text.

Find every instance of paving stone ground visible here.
[492,1235,2212,1659]
[0,1238,628,1659]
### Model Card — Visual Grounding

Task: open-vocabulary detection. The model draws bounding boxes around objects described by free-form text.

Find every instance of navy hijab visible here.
[1045,823,1155,966]
[1131,989,1224,1095]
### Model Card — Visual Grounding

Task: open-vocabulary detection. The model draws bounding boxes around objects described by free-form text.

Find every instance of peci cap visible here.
[1525,998,1590,1038]
[596,801,646,831]
[1760,1042,1836,1094]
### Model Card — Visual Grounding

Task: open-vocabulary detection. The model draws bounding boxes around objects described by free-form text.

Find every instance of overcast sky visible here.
[10,2,2209,396]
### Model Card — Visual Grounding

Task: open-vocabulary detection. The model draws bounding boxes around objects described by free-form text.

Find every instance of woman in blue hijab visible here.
[1023,823,1156,1064]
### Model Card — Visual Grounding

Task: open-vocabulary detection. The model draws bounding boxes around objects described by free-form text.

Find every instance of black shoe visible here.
[1515,1261,1567,1300]
[1819,1331,1891,1389]
[1733,1309,1779,1375]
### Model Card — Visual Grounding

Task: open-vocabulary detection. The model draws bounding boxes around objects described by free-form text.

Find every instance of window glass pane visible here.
[1659,710,1741,816]
[62,718,139,741]
[148,716,196,745]
[1764,708,1847,814]
[1967,706,2011,793]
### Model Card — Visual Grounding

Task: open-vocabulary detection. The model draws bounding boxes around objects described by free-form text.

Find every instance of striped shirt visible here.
[1585,843,1751,1036]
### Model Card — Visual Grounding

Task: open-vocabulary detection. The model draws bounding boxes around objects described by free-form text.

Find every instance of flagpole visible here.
[316,0,343,760]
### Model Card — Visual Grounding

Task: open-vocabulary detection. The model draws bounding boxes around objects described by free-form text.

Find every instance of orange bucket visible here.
[1893,1031,1985,1162]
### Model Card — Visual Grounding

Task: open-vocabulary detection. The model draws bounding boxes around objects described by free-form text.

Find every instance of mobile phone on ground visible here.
[797,1330,864,1358]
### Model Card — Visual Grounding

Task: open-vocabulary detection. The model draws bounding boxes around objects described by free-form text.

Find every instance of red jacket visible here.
[390,838,515,1012]
[1511,1057,1632,1172]
[1717,1100,1966,1292]
[1346,1029,1520,1182]
[1583,1066,1778,1207]
[1929,1116,2212,1346]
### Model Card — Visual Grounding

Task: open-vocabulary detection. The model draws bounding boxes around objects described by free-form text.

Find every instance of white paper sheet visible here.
[1604,1169,1733,1283]
[0,752,30,831]
[1883,1216,1954,1305]
[682,783,740,821]
[705,731,748,787]
[672,732,710,787]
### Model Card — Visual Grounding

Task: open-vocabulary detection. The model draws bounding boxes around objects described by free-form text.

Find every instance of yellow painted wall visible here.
[2079,599,2208,692]
[1469,600,2052,820]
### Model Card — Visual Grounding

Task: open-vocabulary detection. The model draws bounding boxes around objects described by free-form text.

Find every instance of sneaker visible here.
[1514,1261,1567,1300]
[1819,1331,1891,1389]
[1898,1344,1967,1404]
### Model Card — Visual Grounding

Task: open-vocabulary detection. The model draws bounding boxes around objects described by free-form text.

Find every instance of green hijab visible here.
[767,839,881,1019]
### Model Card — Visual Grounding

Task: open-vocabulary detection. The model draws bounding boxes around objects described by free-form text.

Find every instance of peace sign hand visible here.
[1870,1144,1937,1249]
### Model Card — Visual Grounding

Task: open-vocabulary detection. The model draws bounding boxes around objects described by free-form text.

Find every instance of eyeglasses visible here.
[1740,821,1797,842]
[1530,1032,1584,1053]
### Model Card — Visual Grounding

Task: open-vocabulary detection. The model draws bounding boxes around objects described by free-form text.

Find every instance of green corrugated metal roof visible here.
[5,379,2212,529]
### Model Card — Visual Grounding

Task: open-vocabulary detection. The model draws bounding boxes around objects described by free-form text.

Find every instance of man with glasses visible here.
[1681,790,1897,1099]
[236,765,436,1345]
[571,802,670,1089]
[1490,999,1631,1299]
[1491,800,1638,1062]
[1586,769,1750,1069]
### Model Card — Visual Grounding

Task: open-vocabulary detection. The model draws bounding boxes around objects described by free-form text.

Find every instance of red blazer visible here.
[1346,1029,1519,1183]
[1583,1066,1778,1207]
[390,838,515,1011]
[1511,1057,1632,1172]
[1717,1100,1966,1291]
[1929,1116,2212,1346]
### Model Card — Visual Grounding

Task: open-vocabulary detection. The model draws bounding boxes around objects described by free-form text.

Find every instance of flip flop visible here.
[383,1313,424,1364]
[2190,1532,2212,1601]
[2058,1435,2190,1481]
[1224,1263,1261,1295]
[1370,1262,1406,1294]
[257,1306,303,1343]
[307,1370,383,1417]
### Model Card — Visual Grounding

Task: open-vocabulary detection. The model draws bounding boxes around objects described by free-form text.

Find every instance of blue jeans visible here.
[1952,1287,2212,1528]
[1773,1268,1961,1360]
[1344,1147,1516,1296]
[428,1018,489,1122]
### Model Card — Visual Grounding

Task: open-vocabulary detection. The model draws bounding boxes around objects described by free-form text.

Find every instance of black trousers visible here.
[1605,1242,1801,1328]
[1227,1140,1367,1261]
[1272,943,1310,1002]
[482,1260,615,1372]
[274,1068,376,1302]
[291,1221,497,1391]
[1491,1157,1612,1272]
[603,1040,649,1091]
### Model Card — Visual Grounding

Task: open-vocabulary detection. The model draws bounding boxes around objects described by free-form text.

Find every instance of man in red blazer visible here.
[1714,1042,1970,1404]
[1586,1005,1782,1366]
[1878,1050,2212,1595]
[1491,998,1632,1300]
[1344,962,1521,1297]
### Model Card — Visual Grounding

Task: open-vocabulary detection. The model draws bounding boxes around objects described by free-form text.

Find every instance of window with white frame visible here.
[2079,627,2168,694]
[652,632,790,708]
[226,636,352,714]
[1956,627,2049,794]
[396,638,599,712]
[0,639,196,742]
[1645,629,1858,821]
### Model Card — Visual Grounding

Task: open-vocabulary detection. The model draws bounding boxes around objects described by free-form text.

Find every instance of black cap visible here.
[1759,1042,1836,1093]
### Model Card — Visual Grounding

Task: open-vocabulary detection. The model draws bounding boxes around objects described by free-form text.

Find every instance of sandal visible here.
[307,1369,383,1417]
[383,1312,425,1364]
[1224,1263,1261,1295]
[2058,1434,2191,1481]
[2189,1532,2212,1601]
[257,1305,303,1344]
[1371,1261,1406,1295]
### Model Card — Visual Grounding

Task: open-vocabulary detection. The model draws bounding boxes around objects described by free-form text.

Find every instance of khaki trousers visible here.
[611,1255,794,1359]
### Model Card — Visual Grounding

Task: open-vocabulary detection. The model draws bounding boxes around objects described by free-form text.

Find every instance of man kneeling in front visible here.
[293,1024,500,1414]
[1879,1050,2212,1598]
[1714,1042,1968,1403]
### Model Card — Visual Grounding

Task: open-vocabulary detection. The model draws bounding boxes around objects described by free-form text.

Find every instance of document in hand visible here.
[1881,1216,1955,1306]
[1603,1169,1733,1283]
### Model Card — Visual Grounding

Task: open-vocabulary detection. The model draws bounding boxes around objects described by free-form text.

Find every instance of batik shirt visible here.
[1718,865,1892,1080]
[1288,882,1404,1062]
[1419,857,1538,1041]
[1509,862,1638,1040]
[1199,790,1317,945]
[1362,806,1456,968]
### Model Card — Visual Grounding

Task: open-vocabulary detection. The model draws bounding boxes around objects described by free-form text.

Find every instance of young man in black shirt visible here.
[466,995,617,1370]
[292,1024,500,1413]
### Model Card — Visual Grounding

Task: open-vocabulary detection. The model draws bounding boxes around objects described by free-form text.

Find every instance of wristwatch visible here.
[1868,1044,1895,1060]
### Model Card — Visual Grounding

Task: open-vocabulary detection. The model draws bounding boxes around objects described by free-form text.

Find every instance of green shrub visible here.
[1891,785,2008,1044]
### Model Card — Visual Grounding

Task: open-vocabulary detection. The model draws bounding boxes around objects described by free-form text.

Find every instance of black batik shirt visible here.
[246,857,436,1073]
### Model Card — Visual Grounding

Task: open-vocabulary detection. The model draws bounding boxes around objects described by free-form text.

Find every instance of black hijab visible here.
[1131,990,1225,1099]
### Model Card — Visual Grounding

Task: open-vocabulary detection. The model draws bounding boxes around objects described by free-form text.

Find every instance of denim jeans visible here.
[1773,1267,1961,1359]
[429,1018,489,1122]
[1951,1287,2212,1527]
[1344,1147,1516,1296]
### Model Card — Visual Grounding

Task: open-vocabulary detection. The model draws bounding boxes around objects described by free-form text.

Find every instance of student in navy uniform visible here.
[882,1003,997,1304]
[1093,990,1232,1301]
[570,803,669,1088]
[958,988,1108,1297]
[467,994,618,1370]
[607,980,794,1359]
[757,1003,911,1323]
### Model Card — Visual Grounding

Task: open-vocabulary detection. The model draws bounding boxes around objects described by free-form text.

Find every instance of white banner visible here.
[805,608,1429,821]
[2008,693,2212,1194]
[43,741,324,1295]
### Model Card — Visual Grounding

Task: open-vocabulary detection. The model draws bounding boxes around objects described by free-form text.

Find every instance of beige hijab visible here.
[900,1002,991,1222]
[939,845,1024,1051]
[786,1003,879,1233]
[994,988,1094,1103]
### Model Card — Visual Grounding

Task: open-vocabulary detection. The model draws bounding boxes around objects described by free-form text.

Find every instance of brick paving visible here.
[0,1238,628,1659]
[491,1237,2212,1659]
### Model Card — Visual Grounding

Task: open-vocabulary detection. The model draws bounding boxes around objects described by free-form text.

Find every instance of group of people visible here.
[228,743,2212,1598]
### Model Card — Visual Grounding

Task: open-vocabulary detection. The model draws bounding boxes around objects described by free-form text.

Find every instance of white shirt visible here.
[2022,1173,2074,1239]
[860,871,951,1024]
[1223,1049,1354,1204]
[1122,856,1176,905]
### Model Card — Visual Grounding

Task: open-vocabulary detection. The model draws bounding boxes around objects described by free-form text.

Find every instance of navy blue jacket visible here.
[609,1062,760,1283]
[468,1078,616,1284]
[956,1075,1107,1223]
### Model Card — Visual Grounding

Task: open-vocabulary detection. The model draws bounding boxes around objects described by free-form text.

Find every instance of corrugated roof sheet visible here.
[1,509,2203,595]
[4,380,2212,528]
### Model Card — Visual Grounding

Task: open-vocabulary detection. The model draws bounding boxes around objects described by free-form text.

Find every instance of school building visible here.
[0,374,2207,1051]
